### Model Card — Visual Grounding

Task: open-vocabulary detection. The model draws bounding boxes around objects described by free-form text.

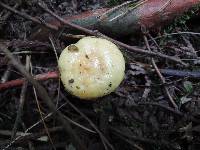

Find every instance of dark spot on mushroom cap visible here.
[68,45,79,52]
[68,79,74,84]
[109,83,112,87]
[85,54,89,59]
[76,86,80,89]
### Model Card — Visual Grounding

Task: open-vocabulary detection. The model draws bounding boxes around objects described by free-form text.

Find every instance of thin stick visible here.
[160,69,200,78]
[31,62,56,150]
[153,31,200,40]
[143,33,178,109]
[109,0,148,22]
[98,1,132,21]
[138,102,183,117]
[0,71,59,91]
[49,35,60,108]
[11,56,30,140]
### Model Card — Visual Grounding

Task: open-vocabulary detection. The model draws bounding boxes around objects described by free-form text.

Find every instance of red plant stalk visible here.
[32,0,200,39]
[0,71,59,91]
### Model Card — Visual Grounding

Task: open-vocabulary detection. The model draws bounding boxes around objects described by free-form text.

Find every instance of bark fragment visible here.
[31,0,200,40]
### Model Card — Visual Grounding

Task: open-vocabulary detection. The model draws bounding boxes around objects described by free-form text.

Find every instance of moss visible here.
[107,0,122,6]
[166,3,200,32]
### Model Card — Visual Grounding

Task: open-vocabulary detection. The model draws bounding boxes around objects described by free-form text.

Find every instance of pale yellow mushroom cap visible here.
[58,37,125,99]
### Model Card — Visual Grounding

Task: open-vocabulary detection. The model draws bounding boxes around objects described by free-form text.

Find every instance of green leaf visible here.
[183,81,193,93]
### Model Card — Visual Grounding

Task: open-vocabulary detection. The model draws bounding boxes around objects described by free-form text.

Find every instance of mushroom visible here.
[58,36,125,99]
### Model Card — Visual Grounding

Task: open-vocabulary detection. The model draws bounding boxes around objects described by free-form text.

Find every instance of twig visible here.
[0,126,62,143]
[138,102,183,117]
[0,51,48,55]
[160,69,200,78]
[0,44,87,150]
[114,133,144,150]
[49,34,60,108]
[152,32,200,40]
[155,0,172,14]
[63,115,96,134]
[98,1,132,21]
[143,32,178,109]
[0,71,59,91]
[138,102,200,123]
[108,0,148,22]
[0,39,52,50]
[20,122,36,150]
[11,55,30,140]
[182,35,197,57]
[31,61,56,150]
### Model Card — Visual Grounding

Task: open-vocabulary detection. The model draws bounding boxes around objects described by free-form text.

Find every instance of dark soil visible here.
[0,0,200,150]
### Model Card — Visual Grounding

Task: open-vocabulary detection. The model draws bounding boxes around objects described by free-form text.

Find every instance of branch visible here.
[0,71,59,91]
[35,0,200,36]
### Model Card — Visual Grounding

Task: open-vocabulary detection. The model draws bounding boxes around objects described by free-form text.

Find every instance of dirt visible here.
[0,0,200,150]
